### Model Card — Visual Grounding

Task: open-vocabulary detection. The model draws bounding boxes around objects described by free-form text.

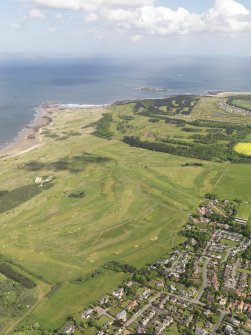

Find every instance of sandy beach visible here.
[1,91,250,160]
[209,91,251,97]
[0,103,108,160]
[0,104,55,159]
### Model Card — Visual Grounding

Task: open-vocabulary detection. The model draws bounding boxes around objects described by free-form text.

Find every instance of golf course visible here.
[0,94,251,334]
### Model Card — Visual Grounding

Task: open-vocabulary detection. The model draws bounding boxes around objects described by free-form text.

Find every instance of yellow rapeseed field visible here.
[234,143,251,156]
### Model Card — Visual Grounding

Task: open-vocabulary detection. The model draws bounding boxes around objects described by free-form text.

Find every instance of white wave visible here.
[58,103,110,109]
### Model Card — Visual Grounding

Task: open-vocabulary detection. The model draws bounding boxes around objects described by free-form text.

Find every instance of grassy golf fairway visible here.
[1,95,251,333]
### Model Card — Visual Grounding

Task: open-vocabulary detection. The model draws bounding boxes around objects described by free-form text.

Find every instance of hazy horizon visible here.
[2,0,251,56]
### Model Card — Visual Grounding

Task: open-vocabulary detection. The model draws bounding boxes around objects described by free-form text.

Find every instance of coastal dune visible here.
[0,103,108,160]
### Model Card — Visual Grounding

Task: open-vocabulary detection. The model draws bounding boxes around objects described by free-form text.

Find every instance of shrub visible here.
[0,263,36,289]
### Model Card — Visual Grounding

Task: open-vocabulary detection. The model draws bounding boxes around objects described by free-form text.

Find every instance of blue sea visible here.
[0,55,251,147]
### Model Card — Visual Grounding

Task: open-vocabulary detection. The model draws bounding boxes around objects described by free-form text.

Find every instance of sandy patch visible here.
[150,236,158,241]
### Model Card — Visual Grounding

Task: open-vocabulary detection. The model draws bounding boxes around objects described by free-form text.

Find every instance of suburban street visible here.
[114,292,162,335]
[210,310,229,335]
[195,257,210,303]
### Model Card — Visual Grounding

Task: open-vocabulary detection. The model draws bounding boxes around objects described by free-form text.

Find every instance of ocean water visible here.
[0,55,251,147]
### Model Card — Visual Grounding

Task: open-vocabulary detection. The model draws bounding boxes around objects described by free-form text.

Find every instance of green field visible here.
[237,268,251,275]
[228,96,251,111]
[220,239,238,247]
[0,96,251,333]
[165,323,180,334]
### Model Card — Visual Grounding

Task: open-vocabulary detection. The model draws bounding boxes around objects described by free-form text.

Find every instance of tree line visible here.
[0,263,36,289]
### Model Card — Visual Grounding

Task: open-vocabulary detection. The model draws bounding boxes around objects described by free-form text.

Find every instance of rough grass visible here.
[237,268,251,275]
[213,164,251,202]
[238,203,251,219]
[165,324,180,335]
[32,270,128,329]
[0,185,43,214]
[0,100,251,331]
[220,239,238,247]
[0,107,202,330]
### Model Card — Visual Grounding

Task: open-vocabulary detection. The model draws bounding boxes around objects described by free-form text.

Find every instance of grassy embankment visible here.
[0,95,251,332]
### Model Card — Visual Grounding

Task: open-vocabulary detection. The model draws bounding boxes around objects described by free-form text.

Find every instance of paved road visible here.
[222,249,230,263]
[125,292,161,327]
[114,283,230,335]
[241,330,251,335]
[210,310,228,335]
[231,261,240,289]
[114,255,232,335]
[114,292,161,335]
[165,291,205,307]
[195,257,210,303]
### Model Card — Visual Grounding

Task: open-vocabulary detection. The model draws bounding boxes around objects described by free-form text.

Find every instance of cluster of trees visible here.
[133,267,164,285]
[133,101,145,113]
[119,115,134,121]
[205,193,217,200]
[133,96,199,117]
[103,261,136,273]
[180,231,211,251]
[160,138,195,147]
[122,136,228,161]
[182,127,200,132]
[189,118,251,131]
[172,96,199,115]
[242,246,251,260]
[179,260,196,288]
[92,113,113,139]
[116,120,133,134]
[134,101,251,162]
[71,268,104,284]
[122,130,251,163]
[149,118,160,123]
[46,282,62,298]
[0,185,44,214]
[93,98,251,163]
[0,263,36,289]
[68,191,85,199]
[147,96,198,115]
[190,132,231,144]
[0,190,8,197]
[181,162,203,167]
[7,258,49,283]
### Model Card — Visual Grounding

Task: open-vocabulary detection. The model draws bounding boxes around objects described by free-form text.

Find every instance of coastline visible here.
[0,104,54,160]
[1,90,251,160]
[208,91,251,97]
[0,103,109,160]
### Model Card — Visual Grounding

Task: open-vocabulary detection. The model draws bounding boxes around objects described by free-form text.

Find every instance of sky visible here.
[1,0,251,57]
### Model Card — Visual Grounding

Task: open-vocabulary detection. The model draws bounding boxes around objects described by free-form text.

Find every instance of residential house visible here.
[113,288,124,300]
[81,308,93,319]
[116,310,127,322]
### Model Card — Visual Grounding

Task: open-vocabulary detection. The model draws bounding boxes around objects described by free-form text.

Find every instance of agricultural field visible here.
[0,95,250,333]
[234,142,251,156]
